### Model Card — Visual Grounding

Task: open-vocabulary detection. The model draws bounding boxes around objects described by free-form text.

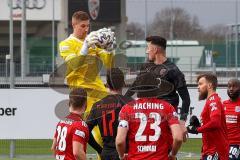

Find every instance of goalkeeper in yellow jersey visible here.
[59,11,115,157]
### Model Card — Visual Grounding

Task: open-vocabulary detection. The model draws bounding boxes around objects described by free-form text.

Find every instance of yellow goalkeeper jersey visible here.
[59,34,113,91]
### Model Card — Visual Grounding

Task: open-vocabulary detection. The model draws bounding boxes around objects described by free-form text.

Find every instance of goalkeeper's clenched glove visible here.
[86,31,99,47]
[189,115,200,127]
[81,28,116,55]
[80,31,99,55]
[187,115,200,134]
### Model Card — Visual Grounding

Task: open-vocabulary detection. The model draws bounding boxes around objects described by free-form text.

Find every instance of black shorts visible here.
[202,152,219,160]
[229,145,240,160]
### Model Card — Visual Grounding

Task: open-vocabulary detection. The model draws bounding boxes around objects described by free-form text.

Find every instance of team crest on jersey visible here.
[88,0,100,20]
[153,65,168,78]
[159,68,167,77]
[209,96,215,101]
[235,106,240,112]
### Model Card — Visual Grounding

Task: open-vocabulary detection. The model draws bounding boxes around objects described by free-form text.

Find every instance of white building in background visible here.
[0,0,126,77]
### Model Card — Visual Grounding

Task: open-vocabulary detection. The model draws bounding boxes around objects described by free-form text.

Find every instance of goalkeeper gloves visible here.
[80,28,116,55]
[187,125,198,134]
[187,115,200,134]
[86,31,99,47]
[80,31,99,55]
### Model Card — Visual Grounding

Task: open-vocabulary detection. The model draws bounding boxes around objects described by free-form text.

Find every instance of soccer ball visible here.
[95,28,116,51]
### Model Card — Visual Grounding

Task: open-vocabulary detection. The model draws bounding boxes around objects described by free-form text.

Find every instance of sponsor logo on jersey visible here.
[226,115,237,123]
[88,0,100,20]
[235,106,240,113]
[75,130,85,138]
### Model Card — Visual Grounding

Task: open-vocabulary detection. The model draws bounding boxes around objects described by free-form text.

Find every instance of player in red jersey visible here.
[116,72,183,160]
[188,73,229,160]
[223,79,240,160]
[51,88,89,160]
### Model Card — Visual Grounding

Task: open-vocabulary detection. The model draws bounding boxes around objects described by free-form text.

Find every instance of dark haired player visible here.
[87,68,133,160]
[223,79,240,160]
[126,36,190,122]
[188,73,228,160]
[116,72,183,160]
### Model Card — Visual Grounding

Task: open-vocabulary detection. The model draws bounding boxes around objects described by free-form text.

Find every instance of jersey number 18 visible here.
[56,126,68,151]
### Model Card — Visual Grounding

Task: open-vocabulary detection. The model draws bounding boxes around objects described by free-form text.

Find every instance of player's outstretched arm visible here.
[73,141,86,160]
[116,124,128,160]
[170,124,183,158]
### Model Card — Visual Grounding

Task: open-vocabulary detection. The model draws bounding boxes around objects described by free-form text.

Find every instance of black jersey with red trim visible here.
[87,94,133,157]
[126,59,190,120]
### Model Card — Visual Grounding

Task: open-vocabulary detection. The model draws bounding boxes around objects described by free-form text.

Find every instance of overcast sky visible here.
[126,0,240,28]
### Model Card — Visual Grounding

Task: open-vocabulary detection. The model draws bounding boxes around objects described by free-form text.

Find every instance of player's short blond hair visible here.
[72,11,89,22]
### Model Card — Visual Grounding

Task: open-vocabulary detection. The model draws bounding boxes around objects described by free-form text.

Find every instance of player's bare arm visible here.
[73,141,86,160]
[179,120,188,142]
[116,126,128,160]
[51,138,57,153]
[170,124,183,158]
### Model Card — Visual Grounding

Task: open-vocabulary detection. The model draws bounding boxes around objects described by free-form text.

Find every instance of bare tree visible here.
[126,22,145,40]
[202,24,228,42]
[149,7,203,40]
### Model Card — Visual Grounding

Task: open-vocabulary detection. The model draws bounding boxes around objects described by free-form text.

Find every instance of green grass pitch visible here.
[0,139,202,160]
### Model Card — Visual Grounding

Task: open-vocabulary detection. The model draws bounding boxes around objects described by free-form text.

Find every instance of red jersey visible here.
[223,98,240,145]
[54,113,89,160]
[119,98,179,160]
[198,93,229,160]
